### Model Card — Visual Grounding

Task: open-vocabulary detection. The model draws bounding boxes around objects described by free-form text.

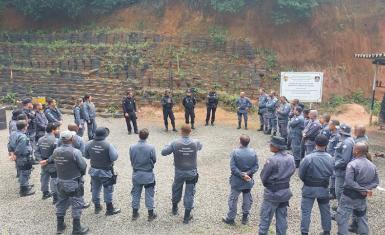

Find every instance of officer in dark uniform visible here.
[161,90,177,132]
[276,96,291,140]
[258,88,268,131]
[45,131,88,235]
[8,120,35,197]
[320,113,331,139]
[34,102,48,141]
[83,95,97,140]
[205,89,219,126]
[122,91,138,134]
[73,98,85,137]
[288,106,305,168]
[130,129,157,221]
[236,92,252,130]
[182,89,197,129]
[299,135,334,235]
[302,110,322,156]
[259,136,296,235]
[161,124,202,224]
[326,119,340,200]
[22,98,38,164]
[85,127,121,216]
[222,134,259,225]
[45,99,63,124]
[35,123,60,202]
[336,142,379,235]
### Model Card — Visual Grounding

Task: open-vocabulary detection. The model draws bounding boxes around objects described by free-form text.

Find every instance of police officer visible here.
[36,123,60,202]
[259,136,295,235]
[9,109,23,135]
[276,96,291,140]
[264,91,278,135]
[336,142,379,235]
[22,98,36,141]
[299,135,334,235]
[354,124,368,144]
[161,124,203,224]
[326,119,340,199]
[236,92,252,130]
[334,124,355,202]
[320,113,331,139]
[122,91,139,135]
[73,98,85,137]
[129,129,157,221]
[205,89,218,126]
[34,103,48,141]
[57,124,86,156]
[182,89,197,129]
[257,88,268,131]
[222,134,259,225]
[45,131,88,234]
[45,99,63,124]
[161,90,177,132]
[8,120,35,197]
[83,94,97,140]
[300,109,311,159]
[302,110,322,156]
[85,127,121,216]
[288,106,305,168]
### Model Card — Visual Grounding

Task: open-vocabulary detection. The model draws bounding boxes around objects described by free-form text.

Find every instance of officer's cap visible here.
[94,127,110,140]
[269,136,287,150]
[22,98,32,105]
[315,134,329,147]
[339,124,351,136]
[60,131,76,141]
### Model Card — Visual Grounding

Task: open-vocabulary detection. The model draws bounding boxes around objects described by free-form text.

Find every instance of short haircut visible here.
[295,106,303,113]
[322,113,331,123]
[47,99,55,105]
[139,128,149,140]
[330,119,340,126]
[68,123,78,132]
[17,114,27,121]
[240,134,250,147]
[16,120,27,130]
[181,124,192,135]
[303,109,310,115]
[46,123,59,133]
[84,94,90,100]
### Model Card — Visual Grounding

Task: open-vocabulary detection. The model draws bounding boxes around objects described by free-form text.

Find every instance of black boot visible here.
[165,125,168,132]
[148,210,157,222]
[42,191,52,200]
[172,128,178,132]
[19,186,35,197]
[56,216,66,234]
[72,218,89,235]
[205,122,209,126]
[183,209,193,224]
[211,122,214,126]
[244,122,248,130]
[237,121,241,129]
[132,208,139,221]
[241,214,249,225]
[222,216,235,225]
[94,203,102,214]
[105,203,121,216]
[52,193,58,205]
[172,203,178,215]
[191,123,195,130]
[266,129,272,135]
[258,125,264,131]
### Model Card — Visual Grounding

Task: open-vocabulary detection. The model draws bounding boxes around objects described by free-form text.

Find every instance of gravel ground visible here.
[0,110,384,235]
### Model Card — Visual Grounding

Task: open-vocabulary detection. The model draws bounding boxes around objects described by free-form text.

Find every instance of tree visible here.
[210,0,245,13]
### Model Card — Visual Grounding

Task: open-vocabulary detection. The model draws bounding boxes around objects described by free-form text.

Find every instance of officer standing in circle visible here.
[22,98,38,164]
[73,98,85,137]
[299,135,334,235]
[161,90,177,132]
[84,127,121,216]
[336,142,379,235]
[259,136,296,235]
[183,89,197,130]
[302,110,322,156]
[222,134,259,225]
[129,129,157,222]
[8,120,35,197]
[289,106,305,168]
[122,91,139,135]
[326,119,340,200]
[276,96,291,141]
[257,88,268,131]
[264,91,278,135]
[45,99,63,124]
[205,89,219,126]
[161,124,203,224]
[83,95,97,140]
[36,123,60,202]
[45,131,88,235]
[236,92,252,130]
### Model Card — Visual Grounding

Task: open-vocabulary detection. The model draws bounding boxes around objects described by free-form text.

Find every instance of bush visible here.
[0,92,17,104]
[208,26,228,46]
[273,0,319,25]
[210,0,245,13]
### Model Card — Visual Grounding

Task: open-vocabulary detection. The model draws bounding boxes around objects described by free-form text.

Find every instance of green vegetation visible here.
[0,92,17,104]
[210,0,245,13]
[208,26,228,46]
[273,0,320,25]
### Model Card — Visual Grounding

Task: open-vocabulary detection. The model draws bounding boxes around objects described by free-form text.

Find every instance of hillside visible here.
[1,0,385,100]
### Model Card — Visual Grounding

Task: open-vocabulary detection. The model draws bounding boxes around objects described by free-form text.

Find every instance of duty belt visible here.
[304,179,329,188]
[91,166,112,171]
[343,188,367,200]
[264,182,290,192]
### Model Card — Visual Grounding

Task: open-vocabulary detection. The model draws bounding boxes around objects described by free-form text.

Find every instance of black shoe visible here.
[172,203,178,215]
[52,193,58,205]
[191,124,195,130]
[105,203,121,216]
[72,218,89,235]
[82,202,90,209]
[301,233,308,235]
[94,204,102,214]
[165,127,169,132]
[42,191,52,200]
[222,216,235,225]
[19,186,35,197]
[241,214,249,225]
[211,123,214,126]
[237,126,241,129]
[183,209,193,224]
[257,125,264,131]
[134,131,139,134]
[320,232,330,235]
[148,210,157,222]
[128,131,132,135]
[132,208,139,221]
[265,130,272,135]
[205,123,209,126]
[56,216,66,234]
[172,128,178,132]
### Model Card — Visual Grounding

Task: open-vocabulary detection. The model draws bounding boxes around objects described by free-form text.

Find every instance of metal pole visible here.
[370,63,378,125]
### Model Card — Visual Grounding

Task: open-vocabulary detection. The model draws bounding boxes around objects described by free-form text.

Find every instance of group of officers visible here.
[6,89,380,235]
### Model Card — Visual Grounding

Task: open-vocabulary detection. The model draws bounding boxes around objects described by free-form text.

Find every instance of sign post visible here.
[280,72,324,103]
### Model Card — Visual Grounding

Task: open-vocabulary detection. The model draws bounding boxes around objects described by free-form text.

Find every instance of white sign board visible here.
[280,72,324,102]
